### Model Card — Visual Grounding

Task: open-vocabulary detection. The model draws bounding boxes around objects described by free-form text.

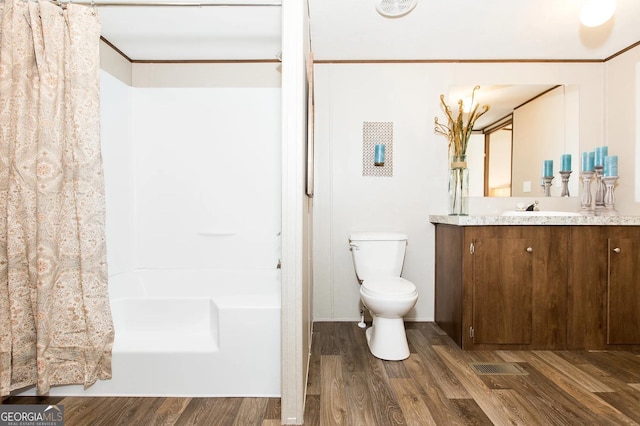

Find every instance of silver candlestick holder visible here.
[541,176,554,197]
[594,165,605,213]
[601,176,619,216]
[580,171,594,216]
[559,171,572,197]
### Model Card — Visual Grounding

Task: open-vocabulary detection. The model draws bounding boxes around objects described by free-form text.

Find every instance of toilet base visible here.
[365,316,410,361]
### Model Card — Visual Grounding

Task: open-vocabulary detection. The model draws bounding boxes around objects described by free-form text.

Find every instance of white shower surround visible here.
[39,71,281,397]
[124,77,280,395]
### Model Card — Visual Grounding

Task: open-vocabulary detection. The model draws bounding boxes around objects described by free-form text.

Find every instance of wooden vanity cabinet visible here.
[435,224,568,350]
[436,223,640,350]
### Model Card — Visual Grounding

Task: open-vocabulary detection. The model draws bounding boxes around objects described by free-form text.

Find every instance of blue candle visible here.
[542,160,553,177]
[604,155,618,177]
[594,146,608,167]
[561,154,571,171]
[581,151,594,172]
[374,144,385,166]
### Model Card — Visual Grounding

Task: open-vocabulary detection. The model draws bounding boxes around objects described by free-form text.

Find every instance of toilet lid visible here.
[361,277,417,298]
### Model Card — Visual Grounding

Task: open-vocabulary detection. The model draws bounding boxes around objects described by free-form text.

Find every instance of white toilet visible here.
[349,232,418,361]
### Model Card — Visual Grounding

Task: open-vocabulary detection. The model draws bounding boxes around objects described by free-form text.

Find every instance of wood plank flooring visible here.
[3,321,640,425]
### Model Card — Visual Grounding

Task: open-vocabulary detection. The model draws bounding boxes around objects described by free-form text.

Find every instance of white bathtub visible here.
[19,268,281,397]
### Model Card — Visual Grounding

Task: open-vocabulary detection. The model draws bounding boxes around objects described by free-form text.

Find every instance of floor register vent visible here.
[469,362,529,376]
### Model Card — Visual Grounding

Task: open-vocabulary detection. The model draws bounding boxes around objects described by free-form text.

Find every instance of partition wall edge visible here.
[280,0,312,424]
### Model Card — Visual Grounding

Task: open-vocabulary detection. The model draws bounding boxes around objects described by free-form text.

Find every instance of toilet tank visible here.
[349,232,408,281]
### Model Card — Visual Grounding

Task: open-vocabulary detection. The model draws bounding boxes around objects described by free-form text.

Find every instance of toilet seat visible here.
[361,277,417,299]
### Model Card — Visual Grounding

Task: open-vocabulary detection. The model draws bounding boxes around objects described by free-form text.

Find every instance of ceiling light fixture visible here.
[580,0,616,27]
[375,0,418,18]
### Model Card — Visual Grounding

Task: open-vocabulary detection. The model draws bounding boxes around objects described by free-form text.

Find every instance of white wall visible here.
[605,44,640,213]
[313,61,607,322]
[132,63,281,88]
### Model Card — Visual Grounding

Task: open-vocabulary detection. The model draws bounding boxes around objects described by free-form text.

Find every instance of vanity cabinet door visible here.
[568,226,640,349]
[607,235,640,344]
[471,235,533,345]
[435,224,568,350]
[462,226,568,350]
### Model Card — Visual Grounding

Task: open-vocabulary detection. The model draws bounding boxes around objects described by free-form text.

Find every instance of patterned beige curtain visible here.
[0,0,113,395]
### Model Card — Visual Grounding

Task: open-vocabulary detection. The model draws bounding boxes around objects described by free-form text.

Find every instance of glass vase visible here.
[449,155,469,216]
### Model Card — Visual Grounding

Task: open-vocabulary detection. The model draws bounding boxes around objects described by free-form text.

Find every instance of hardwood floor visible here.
[3,321,640,425]
[1,395,282,425]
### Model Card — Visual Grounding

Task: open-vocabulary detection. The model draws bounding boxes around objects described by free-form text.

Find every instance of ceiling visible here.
[97,0,640,62]
[308,0,640,61]
[98,0,282,61]
[97,0,640,128]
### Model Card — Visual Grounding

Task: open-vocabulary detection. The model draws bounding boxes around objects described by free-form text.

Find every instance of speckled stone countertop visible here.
[429,214,640,226]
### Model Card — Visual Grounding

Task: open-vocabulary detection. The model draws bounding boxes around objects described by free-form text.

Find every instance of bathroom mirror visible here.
[450,84,580,198]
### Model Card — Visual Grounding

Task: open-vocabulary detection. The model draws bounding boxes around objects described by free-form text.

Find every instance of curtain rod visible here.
[36,0,281,6]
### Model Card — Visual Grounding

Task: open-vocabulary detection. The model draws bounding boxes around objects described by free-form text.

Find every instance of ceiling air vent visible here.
[375,0,418,18]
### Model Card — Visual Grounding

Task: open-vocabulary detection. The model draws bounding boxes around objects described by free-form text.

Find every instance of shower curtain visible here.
[0,0,113,395]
